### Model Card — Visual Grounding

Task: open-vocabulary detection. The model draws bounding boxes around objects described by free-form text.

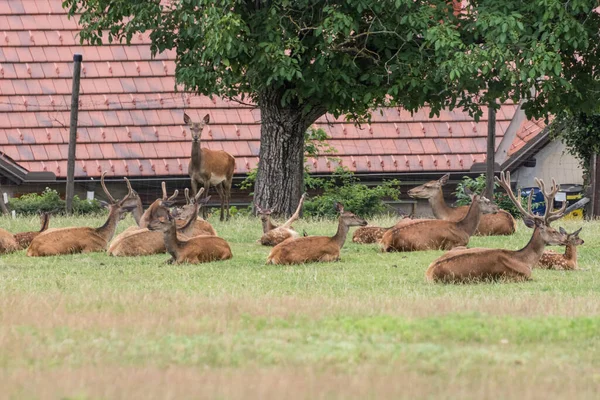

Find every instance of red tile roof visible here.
[0,0,546,179]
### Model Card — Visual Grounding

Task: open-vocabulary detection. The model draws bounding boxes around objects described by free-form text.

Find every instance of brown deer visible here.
[352,216,415,244]
[147,201,232,264]
[537,227,584,270]
[185,113,235,221]
[27,173,135,257]
[425,172,568,283]
[266,203,367,265]
[0,227,19,254]
[176,188,217,237]
[14,212,50,249]
[256,193,307,246]
[380,194,499,252]
[408,174,516,236]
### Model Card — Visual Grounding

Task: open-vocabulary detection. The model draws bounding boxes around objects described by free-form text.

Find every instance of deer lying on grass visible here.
[176,188,217,237]
[537,227,584,270]
[186,113,235,221]
[0,227,19,254]
[14,212,50,249]
[147,201,232,264]
[408,174,516,236]
[27,173,135,257]
[352,216,414,244]
[256,193,307,246]
[380,193,499,252]
[426,172,568,283]
[266,203,367,265]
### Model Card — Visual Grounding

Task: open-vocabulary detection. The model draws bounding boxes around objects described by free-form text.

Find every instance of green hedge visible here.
[7,188,103,215]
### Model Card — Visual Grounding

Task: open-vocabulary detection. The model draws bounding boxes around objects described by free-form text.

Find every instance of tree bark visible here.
[254,89,326,216]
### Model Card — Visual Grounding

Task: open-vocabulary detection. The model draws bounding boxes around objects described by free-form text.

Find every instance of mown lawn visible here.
[1,213,599,399]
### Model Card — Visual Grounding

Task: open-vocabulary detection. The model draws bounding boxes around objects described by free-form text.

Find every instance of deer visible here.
[380,193,499,252]
[425,172,568,283]
[185,113,235,222]
[408,174,516,236]
[27,172,135,257]
[352,216,415,244]
[266,203,367,265]
[14,212,51,249]
[256,193,307,246]
[0,227,19,254]
[147,200,232,264]
[175,188,217,237]
[537,227,584,270]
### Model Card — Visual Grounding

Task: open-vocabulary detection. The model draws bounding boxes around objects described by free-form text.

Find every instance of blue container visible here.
[520,187,546,216]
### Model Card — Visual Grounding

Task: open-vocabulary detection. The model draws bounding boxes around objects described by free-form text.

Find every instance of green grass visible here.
[1,213,600,399]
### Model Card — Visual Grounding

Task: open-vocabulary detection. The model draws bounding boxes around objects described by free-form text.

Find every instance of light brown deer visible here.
[256,193,307,246]
[176,188,217,237]
[14,212,50,249]
[185,113,235,221]
[408,174,516,236]
[537,227,584,270]
[147,201,232,264]
[27,173,135,257]
[380,194,499,252]
[352,216,415,244]
[266,203,367,265]
[425,172,568,283]
[0,227,19,254]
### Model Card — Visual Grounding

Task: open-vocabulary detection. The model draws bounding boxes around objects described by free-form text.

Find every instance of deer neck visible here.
[456,200,481,236]
[163,222,183,260]
[132,204,144,226]
[429,189,453,219]
[262,217,277,233]
[332,217,350,249]
[515,227,546,266]
[95,206,121,242]
[191,140,204,172]
[564,244,577,263]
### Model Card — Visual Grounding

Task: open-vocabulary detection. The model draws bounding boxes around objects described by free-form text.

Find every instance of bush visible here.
[303,167,399,218]
[454,175,539,218]
[8,188,103,216]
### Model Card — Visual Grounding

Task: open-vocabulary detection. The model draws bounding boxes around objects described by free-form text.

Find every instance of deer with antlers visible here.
[147,200,232,264]
[408,174,516,236]
[426,172,568,283]
[266,203,367,265]
[537,227,584,270]
[185,113,235,222]
[380,193,499,252]
[256,193,307,246]
[175,188,217,237]
[27,173,135,257]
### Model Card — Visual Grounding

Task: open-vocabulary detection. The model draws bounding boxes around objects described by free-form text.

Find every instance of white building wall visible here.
[513,140,583,188]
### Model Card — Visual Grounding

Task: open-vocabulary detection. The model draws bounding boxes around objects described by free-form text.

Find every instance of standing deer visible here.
[266,203,367,265]
[147,201,232,264]
[27,173,135,256]
[14,212,50,249]
[380,194,499,252]
[408,174,516,236]
[426,172,568,283]
[256,193,307,246]
[537,227,584,270]
[185,113,235,221]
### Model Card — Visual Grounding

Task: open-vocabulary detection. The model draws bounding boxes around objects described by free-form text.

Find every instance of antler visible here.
[118,177,135,205]
[184,188,191,204]
[495,171,535,220]
[161,182,179,201]
[193,187,204,202]
[100,172,117,204]
[535,177,567,223]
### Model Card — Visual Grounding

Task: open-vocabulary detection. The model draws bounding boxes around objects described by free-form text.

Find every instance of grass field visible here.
[1,212,599,399]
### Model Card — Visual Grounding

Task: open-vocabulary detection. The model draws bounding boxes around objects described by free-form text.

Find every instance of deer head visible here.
[99,172,136,219]
[561,227,584,246]
[147,204,174,233]
[183,113,210,143]
[407,174,449,198]
[495,171,568,246]
[255,203,274,222]
[175,188,209,221]
[335,203,368,227]
[468,193,499,215]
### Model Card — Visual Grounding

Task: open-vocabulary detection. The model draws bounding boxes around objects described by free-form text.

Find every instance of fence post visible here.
[485,102,497,199]
[66,54,83,215]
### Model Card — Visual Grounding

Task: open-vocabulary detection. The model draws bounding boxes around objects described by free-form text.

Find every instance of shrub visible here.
[8,188,103,216]
[303,167,399,218]
[454,175,539,218]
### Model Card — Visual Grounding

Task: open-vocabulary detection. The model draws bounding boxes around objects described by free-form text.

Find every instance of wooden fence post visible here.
[65,54,83,215]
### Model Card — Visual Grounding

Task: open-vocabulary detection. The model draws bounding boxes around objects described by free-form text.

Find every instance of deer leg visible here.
[203,182,211,219]
[223,178,232,221]
[215,183,226,221]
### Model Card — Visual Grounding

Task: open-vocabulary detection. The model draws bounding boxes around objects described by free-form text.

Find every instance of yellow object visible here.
[564,208,583,220]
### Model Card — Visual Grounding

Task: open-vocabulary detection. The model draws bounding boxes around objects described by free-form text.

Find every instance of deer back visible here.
[0,228,19,254]
[381,219,469,252]
[266,236,340,265]
[259,226,299,246]
[27,227,107,257]
[176,235,233,263]
[14,213,51,249]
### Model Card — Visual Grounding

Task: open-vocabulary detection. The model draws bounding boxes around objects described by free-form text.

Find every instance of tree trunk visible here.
[254,90,326,216]
[485,102,497,199]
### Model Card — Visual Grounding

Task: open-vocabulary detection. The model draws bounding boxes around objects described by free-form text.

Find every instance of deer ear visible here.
[183,113,191,124]
[199,195,211,204]
[161,200,176,208]
[203,114,210,124]
[334,202,344,213]
[573,227,583,236]
[523,218,535,228]
[559,227,567,235]
[98,200,110,209]
[439,174,450,185]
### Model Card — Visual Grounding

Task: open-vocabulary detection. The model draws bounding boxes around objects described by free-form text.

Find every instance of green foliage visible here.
[550,113,600,182]
[240,126,337,192]
[8,188,103,216]
[454,175,537,218]
[303,167,399,218]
